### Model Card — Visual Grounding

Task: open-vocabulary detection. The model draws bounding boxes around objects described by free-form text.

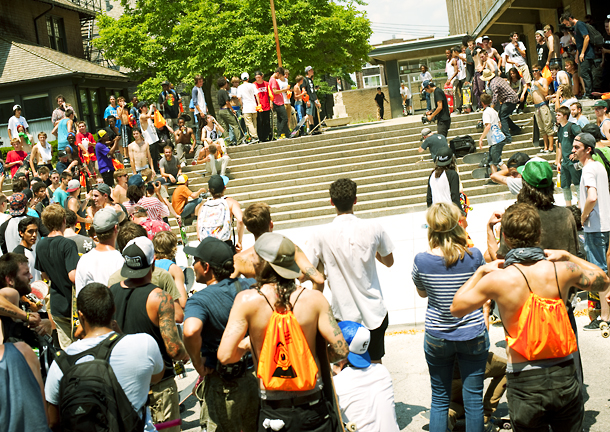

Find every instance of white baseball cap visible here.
[241,72,249,80]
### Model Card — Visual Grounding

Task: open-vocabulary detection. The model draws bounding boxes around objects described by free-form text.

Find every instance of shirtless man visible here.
[530,65,555,153]
[65,180,92,235]
[112,169,129,204]
[173,117,199,166]
[231,202,325,290]
[451,202,609,432]
[481,35,502,65]
[128,129,155,176]
[29,132,54,175]
[138,102,161,173]
[217,233,349,431]
[117,96,131,163]
[544,24,562,69]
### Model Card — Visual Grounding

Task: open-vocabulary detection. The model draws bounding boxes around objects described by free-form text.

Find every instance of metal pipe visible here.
[33,4,54,45]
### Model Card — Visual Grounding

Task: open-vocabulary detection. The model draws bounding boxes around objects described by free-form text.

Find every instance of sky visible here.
[356,0,451,45]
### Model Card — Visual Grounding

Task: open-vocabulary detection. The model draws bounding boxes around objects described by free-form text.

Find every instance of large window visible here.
[79,88,103,131]
[47,16,67,53]
[22,93,49,120]
[362,64,382,89]
[0,98,15,123]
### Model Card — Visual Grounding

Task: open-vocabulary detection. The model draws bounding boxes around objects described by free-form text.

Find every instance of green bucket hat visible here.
[517,157,553,189]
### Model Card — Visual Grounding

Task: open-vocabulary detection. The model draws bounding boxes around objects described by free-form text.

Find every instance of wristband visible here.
[26,311,30,322]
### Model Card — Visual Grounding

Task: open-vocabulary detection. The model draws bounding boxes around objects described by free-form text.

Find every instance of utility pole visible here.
[270,0,282,66]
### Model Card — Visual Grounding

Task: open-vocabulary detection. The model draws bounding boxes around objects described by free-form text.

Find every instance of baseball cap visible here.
[12,104,21,111]
[57,150,68,158]
[208,174,229,194]
[94,183,113,201]
[593,100,609,109]
[184,237,234,267]
[241,72,249,80]
[482,35,490,40]
[176,174,188,185]
[575,132,596,150]
[128,174,145,187]
[420,127,433,141]
[435,146,454,167]
[305,66,313,72]
[475,37,483,44]
[161,80,170,86]
[506,152,530,169]
[93,207,119,233]
[422,80,432,89]
[97,129,107,138]
[66,179,80,192]
[8,193,27,216]
[120,237,155,278]
[338,321,371,368]
[517,157,553,189]
[254,233,301,279]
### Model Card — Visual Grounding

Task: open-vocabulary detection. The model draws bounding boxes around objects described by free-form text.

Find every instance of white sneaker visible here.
[180,162,186,168]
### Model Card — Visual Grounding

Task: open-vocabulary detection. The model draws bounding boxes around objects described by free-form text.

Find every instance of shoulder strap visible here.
[54,333,126,374]
[256,288,275,311]
[594,148,610,167]
[552,262,561,299]
[291,288,307,309]
[512,264,533,292]
[93,333,126,361]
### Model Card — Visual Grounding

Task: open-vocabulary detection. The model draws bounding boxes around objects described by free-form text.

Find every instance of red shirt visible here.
[75,132,96,163]
[139,218,170,240]
[269,76,284,106]
[255,81,271,111]
[6,150,27,176]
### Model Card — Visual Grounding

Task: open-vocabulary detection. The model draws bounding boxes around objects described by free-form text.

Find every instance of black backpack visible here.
[55,333,145,432]
[584,23,604,47]
[450,135,476,157]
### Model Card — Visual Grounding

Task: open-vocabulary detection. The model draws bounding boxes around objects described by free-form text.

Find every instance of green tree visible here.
[95,0,371,110]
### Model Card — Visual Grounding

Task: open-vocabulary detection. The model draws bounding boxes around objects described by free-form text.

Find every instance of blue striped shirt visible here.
[412,248,486,341]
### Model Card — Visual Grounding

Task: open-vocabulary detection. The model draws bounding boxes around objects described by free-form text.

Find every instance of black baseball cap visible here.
[208,175,229,194]
[184,237,234,267]
[506,152,530,169]
[121,237,155,278]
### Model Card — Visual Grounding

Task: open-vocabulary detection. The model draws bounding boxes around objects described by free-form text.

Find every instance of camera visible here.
[422,114,433,125]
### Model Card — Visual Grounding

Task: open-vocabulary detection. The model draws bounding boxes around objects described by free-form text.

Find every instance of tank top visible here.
[142,117,159,145]
[57,117,69,150]
[0,343,50,432]
[36,142,53,164]
[504,263,577,361]
[600,118,609,139]
[155,258,174,272]
[109,283,173,371]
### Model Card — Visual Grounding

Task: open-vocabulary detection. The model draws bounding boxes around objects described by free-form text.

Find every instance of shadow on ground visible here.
[180,395,200,431]
[395,402,428,430]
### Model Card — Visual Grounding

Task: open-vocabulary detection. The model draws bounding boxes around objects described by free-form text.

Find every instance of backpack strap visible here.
[93,333,126,362]
[54,332,126,374]
[256,288,275,311]
[511,264,533,293]
[594,148,610,168]
[291,288,307,309]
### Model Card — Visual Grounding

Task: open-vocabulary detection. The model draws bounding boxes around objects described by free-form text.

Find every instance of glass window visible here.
[363,75,381,88]
[90,90,101,130]
[22,93,49,120]
[46,16,66,53]
[80,89,90,116]
[0,98,15,123]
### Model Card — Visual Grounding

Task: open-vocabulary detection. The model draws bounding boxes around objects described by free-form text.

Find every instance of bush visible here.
[1,139,59,164]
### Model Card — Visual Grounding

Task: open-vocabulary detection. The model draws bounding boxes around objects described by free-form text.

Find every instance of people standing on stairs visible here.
[507,68,527,115]
[238,72,260,141]
[303,66,322,134]
[53,108,74,153]
[117,96,131,164]
[447,46,466,114]
[561,12,595,99]
[426,147,463,212]
[528,66,555,154]
[555,106,582,207]
[254,71,272,142]
[374,87,389,120]
[419,127,450,161]
[192,75,208,144]
[138,102,162,174]
[535,30,549,72]
[269,66,290,139]
[420,65,433,112]
[480,69,522,147]
[423,80,452,138]
[216,77,243,146]
[544,24,562,69]
[400,82,412,115]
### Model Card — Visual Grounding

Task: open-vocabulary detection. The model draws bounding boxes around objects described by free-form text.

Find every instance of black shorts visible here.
[100,170,115,187]
[259,396,334,432]
[368,313,389,361]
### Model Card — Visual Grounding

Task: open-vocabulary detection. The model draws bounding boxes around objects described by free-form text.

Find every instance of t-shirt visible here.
[278,77,290,105]
[482,106,501,145]
[45,332,163,411]
[103,105,121,128]
[574,21,595,60]
[400,86,411,99]
[305,214,395,329]
[136,196,169,221]
[333,364,400,432]
[34,236,80,318]
[217,88,231,110]
[66,233,95,255]
[159,156,179,178]
[75,132,95,152]
[95,142,114,174]
[172,185,192,215]
[557,122,581,165]
[506,177,523,195]
[574,116,589,128]
[184,277,255,369]
[192,86,207,115]
[158,89,180,119]
[254,81,271,111]
[536,43,549,66]
[580,160,610,233]
[374,93,385,108]
[268,76,284,106]
[427,170,461,211]
[107,267,180,302]
[7,115,28,140]
[504,41,527,66]
[53,188,69,207]
[75,249,124,295]
[412,249,486,340]
[238,82,258,114]
[432,87,451,122]
[421,134,449,160]
[6,150,27,177]
[12,244,41,282]
[139,218,171,240]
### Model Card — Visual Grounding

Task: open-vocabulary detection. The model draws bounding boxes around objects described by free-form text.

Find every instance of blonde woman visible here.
[412,202,488,432]
[152,230,187,307]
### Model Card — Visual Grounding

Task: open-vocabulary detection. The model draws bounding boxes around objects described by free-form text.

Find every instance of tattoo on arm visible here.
[566,262,578,273]
[328,339,349,363]
[328,307,341,337]
[590,274,607,292]
[304,267,318,277]
[0,306,21,319]
[156,290,187,359]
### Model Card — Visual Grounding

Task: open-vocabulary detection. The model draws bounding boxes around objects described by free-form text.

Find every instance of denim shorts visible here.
[489,142,505,166]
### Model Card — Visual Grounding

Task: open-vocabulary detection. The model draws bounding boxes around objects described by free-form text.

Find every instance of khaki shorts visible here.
[534,104,554,136]
[52,315,73,350]
[149,377,180,432]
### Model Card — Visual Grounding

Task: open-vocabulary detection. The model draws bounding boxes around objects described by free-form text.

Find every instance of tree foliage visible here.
[95,0,371,102]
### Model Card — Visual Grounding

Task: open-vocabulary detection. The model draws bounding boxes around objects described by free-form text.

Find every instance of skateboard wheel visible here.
[346,422,357,431]
[502,421,512,429]
[489,315,497,324]
[600,322,609,331]
[602,330,610,338]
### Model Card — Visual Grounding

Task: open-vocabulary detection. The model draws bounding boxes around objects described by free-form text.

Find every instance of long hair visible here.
[255,260,297,311]
[517,181,554,210]
[433,156,457,178]
[426,203,472,267]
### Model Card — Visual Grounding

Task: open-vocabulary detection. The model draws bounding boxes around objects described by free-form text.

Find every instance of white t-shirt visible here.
[304,214,395,329]
[446,60,455,83]
[504,42,527,66]
[238,82,258,114]
[333,364,400,432]
[75,248,124,294]
[45,332,163,412]
[278,78,290,105]
[506,177,523,195]
[400,86,411,99]
[457,58,466,80]
[195,86,207,115]
[482,107,501,145]
[8,115,28,139]
[580,160,610,233]
[429,171,452,205]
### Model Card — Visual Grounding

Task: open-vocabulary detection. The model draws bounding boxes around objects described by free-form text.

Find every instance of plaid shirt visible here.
[490,77,519,106]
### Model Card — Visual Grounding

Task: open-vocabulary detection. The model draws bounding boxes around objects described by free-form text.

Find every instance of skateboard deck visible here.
[290,116,308,138]
[472,167,490,179]
[462,152,487,165]
[462,86,472,113]
[177,218,189,251]
[316,333,346,432]
[179,378,197,405]
[308,117,327,135]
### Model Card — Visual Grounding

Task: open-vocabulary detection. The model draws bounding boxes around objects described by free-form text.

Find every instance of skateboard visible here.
[316,333,346,432]
[462,152,487,165]
[308,117,327,135]
[290,116,308,138]
[179,377,197,406]
[601,321,609,338]
[472,167,490,179]
[444,83,454,113]
[177,218,189,252]
[493,418,512,429]
[462,85,472,113]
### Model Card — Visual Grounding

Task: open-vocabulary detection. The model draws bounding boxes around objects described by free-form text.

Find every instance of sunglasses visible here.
[532,69,540,73]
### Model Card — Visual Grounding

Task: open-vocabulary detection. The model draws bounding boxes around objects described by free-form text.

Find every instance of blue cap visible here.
[338,321,371,368]
[128,174,144,187]
[422,80,433,89]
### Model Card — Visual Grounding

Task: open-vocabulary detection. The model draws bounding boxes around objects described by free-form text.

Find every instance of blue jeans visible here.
[584,231,609,273]
[498,102,519,143]
[181,197,202,218]
[425,91,432,111]
[424,331,489,432]
[228,108,242,143]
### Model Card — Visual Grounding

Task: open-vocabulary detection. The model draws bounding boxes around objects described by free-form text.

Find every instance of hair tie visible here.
[431,221,459,233]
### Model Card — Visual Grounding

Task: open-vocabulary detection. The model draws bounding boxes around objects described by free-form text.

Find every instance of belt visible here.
[534,101,548,109]
[507,359,574,378]
[262,390,323,409]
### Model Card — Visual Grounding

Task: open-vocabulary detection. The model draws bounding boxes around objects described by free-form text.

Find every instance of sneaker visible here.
[484,422,499,432]
[123,157,129,164]
[180,162,186,168]
[584,318,604,331]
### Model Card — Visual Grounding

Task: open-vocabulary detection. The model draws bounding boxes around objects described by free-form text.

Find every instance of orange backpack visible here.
[257,289,318,391]
[153,110,166,129]
[506,263,577,361]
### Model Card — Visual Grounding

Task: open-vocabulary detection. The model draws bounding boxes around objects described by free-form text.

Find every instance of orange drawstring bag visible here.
[154,110,166,129]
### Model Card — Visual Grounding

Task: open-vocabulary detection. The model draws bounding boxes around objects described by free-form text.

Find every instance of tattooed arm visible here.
[218,291,250,365]
[150,289,189,361]
[318,300,348,363]
[545,249,610,293]
[295,244,325,289]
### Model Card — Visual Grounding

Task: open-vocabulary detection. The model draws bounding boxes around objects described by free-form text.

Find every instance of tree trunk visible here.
[203,76,215,118]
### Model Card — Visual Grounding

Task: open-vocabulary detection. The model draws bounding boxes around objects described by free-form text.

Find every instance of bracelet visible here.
[25,311,30,322]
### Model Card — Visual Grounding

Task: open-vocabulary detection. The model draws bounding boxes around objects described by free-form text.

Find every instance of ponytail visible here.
[255,261,297,311]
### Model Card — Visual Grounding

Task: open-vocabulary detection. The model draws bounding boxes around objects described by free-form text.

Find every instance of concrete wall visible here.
[0,0,85,58]
[340,86,393,123]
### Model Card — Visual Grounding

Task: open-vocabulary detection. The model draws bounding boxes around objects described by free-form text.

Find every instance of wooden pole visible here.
[270,0,282,66]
